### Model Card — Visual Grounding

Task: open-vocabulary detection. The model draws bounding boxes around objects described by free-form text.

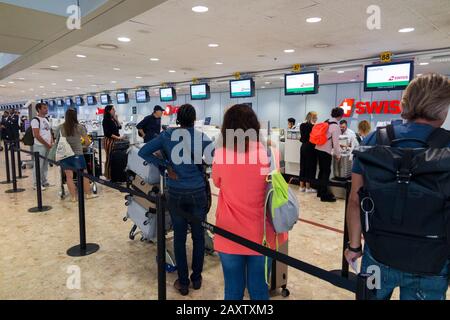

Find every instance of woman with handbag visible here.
[56,108,98,202]
[138,104,214,296]
[212,104,287,300]
[102,105,124,180]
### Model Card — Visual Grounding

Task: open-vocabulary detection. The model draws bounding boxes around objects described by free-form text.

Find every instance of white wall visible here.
[63,82,430,132]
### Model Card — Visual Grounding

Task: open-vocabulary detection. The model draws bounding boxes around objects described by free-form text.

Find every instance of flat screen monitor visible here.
[190,84,211,100]
[116,92,129,104]
[100,94,111,105]
[75,96,84,106]
[65,98,73,107]
[230,79,255,98]
[135,90,150,103]
[87,96,97,106]
[56,99,64,107]
[364,61,414,92]
[285,72,319,95]
[160,87,176,102]
[48,100,55,107]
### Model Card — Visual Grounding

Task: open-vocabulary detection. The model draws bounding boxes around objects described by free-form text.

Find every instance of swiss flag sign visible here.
[339,99,355,117]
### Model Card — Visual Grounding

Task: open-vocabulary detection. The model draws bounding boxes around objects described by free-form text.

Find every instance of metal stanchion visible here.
[356,273,376,300]
[5,142,25,193]
[97,138,103,177]
[15,141,28,179]
[28,152,52,212]
[67,168,99,257]
[156,193,167,301]
[0,141,11,184]
[330,181,357,280]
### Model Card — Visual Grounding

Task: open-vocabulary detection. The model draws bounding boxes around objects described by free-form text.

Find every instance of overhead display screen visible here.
[135,90,150,103]
[190,84,210,100]
[285,72,319,95]
[87,96,97,105]
[116,92,129,104]
[364,61,414,92]
[100,94,110,105]
[75,96,84,106]
[230,79,255,98]
[160,87,176,102]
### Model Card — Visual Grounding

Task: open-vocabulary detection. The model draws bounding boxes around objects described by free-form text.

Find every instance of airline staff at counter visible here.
[137,105,165,143]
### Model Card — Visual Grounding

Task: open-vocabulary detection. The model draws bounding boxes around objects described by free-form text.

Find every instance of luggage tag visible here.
[360,197,375,233]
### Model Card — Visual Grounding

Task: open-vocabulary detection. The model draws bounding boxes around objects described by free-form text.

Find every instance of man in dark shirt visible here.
[137,105,164,143]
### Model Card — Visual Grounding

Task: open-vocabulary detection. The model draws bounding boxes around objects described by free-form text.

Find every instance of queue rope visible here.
[16,146,365,298]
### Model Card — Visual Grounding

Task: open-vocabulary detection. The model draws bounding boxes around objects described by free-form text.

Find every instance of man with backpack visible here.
[345,73,450,300]
[30,103,53,190]
[311,107,344,202]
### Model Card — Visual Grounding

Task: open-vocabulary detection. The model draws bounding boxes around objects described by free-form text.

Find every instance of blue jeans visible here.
[361,247,449,300]
[168,188,208,287]
[219,253,271,300]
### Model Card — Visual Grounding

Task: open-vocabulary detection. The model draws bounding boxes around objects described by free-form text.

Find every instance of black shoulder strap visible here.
[376,125,395,146]
[32,117,40,128]
[426,128,450,148]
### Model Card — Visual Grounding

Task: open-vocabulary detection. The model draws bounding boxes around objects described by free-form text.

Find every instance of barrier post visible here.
[0,141,11,184]
[16,141,28,179]
[67,168,99,257]
[97,138,103,177]
[5,142,25,194]
[28,151,52,212]
[356,273,375,300]
[156,193,167,301]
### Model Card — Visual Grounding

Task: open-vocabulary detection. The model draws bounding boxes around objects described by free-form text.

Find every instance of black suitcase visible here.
[110,149,128,183]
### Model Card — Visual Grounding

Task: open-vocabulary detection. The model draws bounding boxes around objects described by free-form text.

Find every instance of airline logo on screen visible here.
[339,98,402,117]
[163,105,179,116]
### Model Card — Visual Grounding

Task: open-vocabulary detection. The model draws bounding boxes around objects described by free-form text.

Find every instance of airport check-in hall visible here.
[0,0,450,304]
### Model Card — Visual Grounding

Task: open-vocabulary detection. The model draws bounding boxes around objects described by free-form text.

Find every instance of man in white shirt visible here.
[31,103,53,189]
[339,120,360,154]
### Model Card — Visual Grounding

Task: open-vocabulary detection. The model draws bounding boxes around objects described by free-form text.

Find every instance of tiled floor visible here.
[0,151,409,300]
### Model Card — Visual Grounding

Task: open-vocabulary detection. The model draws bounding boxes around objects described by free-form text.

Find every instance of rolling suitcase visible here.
[127,145,161,185]
[129,174,159,212]
[110,149,128,183]
[270,241,290,297]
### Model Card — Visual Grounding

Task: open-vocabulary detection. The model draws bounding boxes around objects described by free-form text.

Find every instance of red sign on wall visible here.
[339,99,402,117]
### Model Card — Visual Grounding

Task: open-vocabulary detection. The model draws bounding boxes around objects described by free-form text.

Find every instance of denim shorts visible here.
[60,155,87,171]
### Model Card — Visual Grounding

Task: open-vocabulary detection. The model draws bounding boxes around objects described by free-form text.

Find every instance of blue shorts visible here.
[60,155,87,171]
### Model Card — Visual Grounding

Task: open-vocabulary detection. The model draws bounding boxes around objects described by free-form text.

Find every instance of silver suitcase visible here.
[126,145,161,185]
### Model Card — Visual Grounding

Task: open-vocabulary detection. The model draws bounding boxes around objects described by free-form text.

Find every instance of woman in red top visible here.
[212,104,286,300]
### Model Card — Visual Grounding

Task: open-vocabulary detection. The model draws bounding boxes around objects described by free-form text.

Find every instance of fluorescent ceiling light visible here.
[192,6,208,13]
[337,71,345,74]
[117,37,131,42]
[18,78,25,80]
[136,76,143,79]
[8,81,14,84]
[419,62,429,66]
[39,86,45,88]
[208,43,219,48]
[113,68,120,71]
[216,62,223,65]
[284,49,295,53]
[169,70,176,73]
[51,83,56,85]
[399,27,415,33]
[76,54,87,58]
[261,86,266,89]
[306,17,322,23]
[66,79,73,82]
[50,65,59,68]
[111,81,117,84]
[150,58,160,61]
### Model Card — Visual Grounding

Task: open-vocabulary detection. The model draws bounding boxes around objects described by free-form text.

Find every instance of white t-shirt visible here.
[31,116,52,146]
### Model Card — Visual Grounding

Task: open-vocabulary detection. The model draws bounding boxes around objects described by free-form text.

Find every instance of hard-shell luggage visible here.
[333,151,352,180]
[270,241,290,297]
[126,145,161,185]
[129,174,159,212]
[110,149,128,183]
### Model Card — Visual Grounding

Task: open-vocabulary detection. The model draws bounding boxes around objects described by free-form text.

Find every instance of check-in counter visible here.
[284,129,301,176]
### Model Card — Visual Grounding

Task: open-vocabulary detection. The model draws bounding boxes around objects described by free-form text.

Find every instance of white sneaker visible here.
[306,188,317,193]
[33,186,47,191]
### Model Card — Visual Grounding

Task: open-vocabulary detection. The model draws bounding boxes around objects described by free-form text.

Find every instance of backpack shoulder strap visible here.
[376,125,395,146]
[426,128,450,148]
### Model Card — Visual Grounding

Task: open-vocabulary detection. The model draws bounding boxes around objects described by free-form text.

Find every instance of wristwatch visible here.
[347,242,362,253]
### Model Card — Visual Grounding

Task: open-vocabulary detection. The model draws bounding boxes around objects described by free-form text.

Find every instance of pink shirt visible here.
[212,142,287,255]
[315,118,341,157]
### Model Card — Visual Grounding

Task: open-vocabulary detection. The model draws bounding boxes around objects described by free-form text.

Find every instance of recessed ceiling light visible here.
[216,62,223,65]
[265,82,271,85]
[8,81,15,84]
[0,85,6,87]
[192,6,209,13]
[66,79,73,82]
[284,49,295,53]
[399,27,415,33]
[419,62,429,66]
[91,84,97,87]
[314,43,330,48]
[113,68,120,71]
[136,76,143,79]
[150,58,160,62]
[76,54,87,58]
[337,71,345,74]
[208,43,219,48]
[111,81,117,84]
[50,65,59,69]
[306,17,322,23]
[97,43,118,50]
[169,70,176,73]
[39,86,45,88]
[117,37,131,43]
[18,78,25,80]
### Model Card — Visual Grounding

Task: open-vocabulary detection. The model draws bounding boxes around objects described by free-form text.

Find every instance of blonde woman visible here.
[356,120,372,144]
[299,111,318,192]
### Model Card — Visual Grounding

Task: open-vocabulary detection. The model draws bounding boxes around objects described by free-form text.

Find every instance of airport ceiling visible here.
[0,0,449,104]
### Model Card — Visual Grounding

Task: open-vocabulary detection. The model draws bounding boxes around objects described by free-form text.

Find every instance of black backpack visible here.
[22,117,39,146]
[354,125,450,275]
